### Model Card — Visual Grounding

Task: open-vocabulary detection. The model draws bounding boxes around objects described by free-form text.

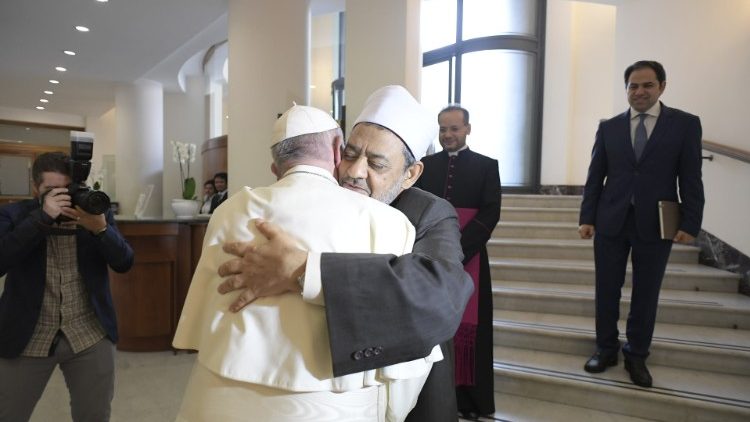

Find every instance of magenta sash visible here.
[454,207,480,386]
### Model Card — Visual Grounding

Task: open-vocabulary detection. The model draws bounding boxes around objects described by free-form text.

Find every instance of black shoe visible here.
[459,410,479,420]
[584,351,618,373]
[625,358,653,387]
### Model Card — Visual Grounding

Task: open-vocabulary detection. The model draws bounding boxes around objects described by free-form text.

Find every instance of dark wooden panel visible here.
[109,220,206,352]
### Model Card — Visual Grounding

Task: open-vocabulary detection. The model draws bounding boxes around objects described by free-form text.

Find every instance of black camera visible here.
[59,132,110,220]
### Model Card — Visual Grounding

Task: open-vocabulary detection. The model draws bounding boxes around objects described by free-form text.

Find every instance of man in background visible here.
[200,179,215,215]
[416,104,500,418]
[209,172,228,213]
[579,60,704,387]
[0,152,133,421]
[218,85,474,422]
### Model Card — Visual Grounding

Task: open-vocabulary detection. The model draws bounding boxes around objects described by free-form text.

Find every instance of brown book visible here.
[658,201,680,240]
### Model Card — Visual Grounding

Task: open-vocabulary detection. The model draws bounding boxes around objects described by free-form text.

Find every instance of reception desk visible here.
[109,218,207,351]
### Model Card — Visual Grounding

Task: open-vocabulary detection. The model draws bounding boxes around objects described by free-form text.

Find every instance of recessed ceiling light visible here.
[64,50,76,56]
[49,79,60,84]
[36,106,45,110]
[96,0,109,2]
[40,99,49,103]
[55,66,67,72]
[44,90,54,95]
[75,26,90,32]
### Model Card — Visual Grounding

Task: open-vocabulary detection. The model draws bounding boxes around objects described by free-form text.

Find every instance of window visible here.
[420,0,545,189]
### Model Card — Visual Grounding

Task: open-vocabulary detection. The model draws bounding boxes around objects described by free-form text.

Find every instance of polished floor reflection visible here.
[31,350,196,422]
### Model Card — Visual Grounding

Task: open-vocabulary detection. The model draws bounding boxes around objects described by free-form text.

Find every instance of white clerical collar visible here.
[282,164,338,185]
[447,145,469,157]
[630,101,661,120]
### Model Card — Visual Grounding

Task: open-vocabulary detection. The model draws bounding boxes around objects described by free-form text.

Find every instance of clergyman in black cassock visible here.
[415,105,501,418]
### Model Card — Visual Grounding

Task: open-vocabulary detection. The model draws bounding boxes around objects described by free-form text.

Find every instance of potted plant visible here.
[170,140,200,218]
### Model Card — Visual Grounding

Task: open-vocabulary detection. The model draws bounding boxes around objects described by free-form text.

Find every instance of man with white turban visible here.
[219,85,474,421]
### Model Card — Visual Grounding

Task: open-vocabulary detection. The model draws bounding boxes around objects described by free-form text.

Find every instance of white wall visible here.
[163,75,206,217]
[541,0,616,185]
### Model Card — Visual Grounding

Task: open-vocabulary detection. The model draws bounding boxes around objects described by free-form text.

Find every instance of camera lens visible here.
[81,190,110,214]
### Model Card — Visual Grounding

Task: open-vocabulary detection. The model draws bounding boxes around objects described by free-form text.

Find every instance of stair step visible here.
[493,221,581,240]
[488,238,699,264]
[501,207,580,222]
[490,258,740,293]
[503,194,582,209]
[492,280,750,329]
[492,309,750,375]
[493,346,750,422]
[491,392,656,422]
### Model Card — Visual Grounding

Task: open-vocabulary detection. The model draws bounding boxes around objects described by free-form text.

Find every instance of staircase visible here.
[488,194,750,422]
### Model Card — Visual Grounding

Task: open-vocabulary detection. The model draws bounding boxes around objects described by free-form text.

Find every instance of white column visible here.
[209,80,224,138]
[115,80,164,217]
[344,0,422,134]
[227,0,310,191]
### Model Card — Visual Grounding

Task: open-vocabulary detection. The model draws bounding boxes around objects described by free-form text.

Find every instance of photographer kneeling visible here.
[0,152,133,422]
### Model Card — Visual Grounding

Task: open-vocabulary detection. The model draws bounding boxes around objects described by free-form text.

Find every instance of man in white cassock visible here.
[172,104,441,422]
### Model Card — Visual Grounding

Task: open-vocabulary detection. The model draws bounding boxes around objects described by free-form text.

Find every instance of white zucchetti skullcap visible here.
[271,104,339,147]
[353,85,437,161]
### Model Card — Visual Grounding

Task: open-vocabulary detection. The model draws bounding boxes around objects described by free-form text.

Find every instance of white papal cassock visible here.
[173,165,442,422]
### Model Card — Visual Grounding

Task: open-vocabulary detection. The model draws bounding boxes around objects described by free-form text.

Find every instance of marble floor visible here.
[30,350,196,422]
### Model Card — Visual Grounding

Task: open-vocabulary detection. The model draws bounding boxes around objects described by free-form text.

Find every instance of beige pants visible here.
[176,362,388,422]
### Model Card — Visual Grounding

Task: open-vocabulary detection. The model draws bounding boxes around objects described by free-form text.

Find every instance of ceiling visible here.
[0,0,229,119]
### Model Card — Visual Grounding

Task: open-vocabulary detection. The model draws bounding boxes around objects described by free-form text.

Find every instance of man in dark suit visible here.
[0,152,134,421]
[579,60,704,387]
[416,105,500,418]
[209,172,228,213]
[217,86,473,421]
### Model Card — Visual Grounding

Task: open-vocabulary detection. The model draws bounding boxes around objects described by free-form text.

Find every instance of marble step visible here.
[490,392,656,422]
[493,346,750,422]
[490,258,741,293]
[501,206,580,223]
[503,194,582,209]
[492,309,750,376]
[492,280,750,329]
[488,238,700,264]
[493,221,581,240]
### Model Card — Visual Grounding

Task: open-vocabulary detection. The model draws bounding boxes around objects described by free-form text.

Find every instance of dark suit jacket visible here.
[210,191,228,213]
[580,103,704,240]
[0,200,134,358]
[320,187,473,377]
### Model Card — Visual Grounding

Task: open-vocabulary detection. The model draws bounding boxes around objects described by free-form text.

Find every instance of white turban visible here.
[353,85,437,161]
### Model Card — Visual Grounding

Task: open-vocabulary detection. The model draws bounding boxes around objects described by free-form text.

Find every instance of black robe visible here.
[416,148,501,416]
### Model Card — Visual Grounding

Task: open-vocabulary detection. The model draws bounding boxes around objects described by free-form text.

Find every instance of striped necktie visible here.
[633,113,648,161]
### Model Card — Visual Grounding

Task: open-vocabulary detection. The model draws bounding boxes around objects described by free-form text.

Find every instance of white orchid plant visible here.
[171,140,198,200]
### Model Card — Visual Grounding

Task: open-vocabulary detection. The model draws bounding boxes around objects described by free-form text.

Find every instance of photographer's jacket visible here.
[0,199,133,358]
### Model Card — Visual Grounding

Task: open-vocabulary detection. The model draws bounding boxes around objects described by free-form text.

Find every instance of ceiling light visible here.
[36,106,45,110]
[55,66,67,72]
[44,90,53,95]
[96,0,109,2]
[49,79,60,84]
[75,26,90,32]
[40,99,49,103]
[64,50,76,56]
